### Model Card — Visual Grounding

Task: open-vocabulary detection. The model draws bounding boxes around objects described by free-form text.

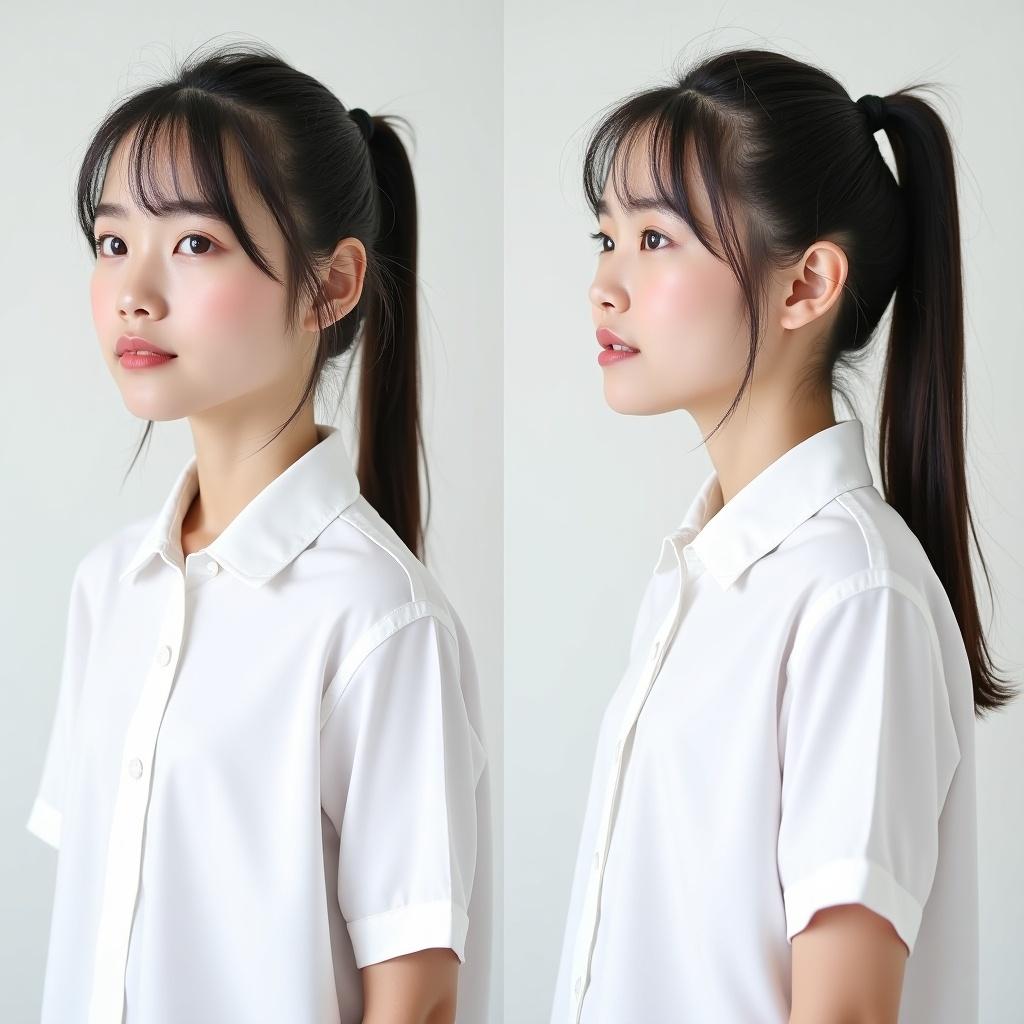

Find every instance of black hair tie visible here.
[348,107,375,143]
[856,94,888,134]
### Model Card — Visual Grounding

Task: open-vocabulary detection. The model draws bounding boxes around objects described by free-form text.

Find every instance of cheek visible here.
[641,258,733,326]
[639,260,748,386]
[187,271,280,331]
[90,275,116,325]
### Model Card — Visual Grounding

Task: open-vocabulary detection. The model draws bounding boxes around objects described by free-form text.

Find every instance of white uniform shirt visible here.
[550,417,977,1023]
[26,422,492,1024]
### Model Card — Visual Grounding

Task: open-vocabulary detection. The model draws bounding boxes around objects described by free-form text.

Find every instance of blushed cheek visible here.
[90,278,115,327]
[644,264,721,324]
[190,273,283,334]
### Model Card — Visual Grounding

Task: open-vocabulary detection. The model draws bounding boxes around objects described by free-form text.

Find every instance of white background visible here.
[504,3,1023,1022]
[0,5,502,1022]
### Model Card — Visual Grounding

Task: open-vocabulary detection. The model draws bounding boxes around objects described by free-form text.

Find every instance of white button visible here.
[574,975,583,997]
[592,850,601,871]
[207,561,219,575]
[156,644,171,666]
[651,639,662,661]
[128,758,143,779]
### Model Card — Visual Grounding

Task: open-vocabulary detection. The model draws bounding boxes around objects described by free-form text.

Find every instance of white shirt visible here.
[26,422,492,1024]
[550,417,977,1023]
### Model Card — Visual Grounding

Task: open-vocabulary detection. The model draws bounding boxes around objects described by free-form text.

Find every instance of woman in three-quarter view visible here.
[25,40,491,1024]
[550,47,1015,1024]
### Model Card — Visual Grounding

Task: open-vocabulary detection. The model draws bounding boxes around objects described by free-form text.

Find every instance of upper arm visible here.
[361,947,460,1024]
[319,603,487,971]
[777,577,961,1013]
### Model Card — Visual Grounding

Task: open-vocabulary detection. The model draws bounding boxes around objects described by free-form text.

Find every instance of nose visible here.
[117,282,167,323]
[589,266,628,314]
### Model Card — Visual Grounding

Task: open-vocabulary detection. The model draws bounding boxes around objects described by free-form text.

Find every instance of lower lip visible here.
[598,347,640,366]
[118,352,177,369]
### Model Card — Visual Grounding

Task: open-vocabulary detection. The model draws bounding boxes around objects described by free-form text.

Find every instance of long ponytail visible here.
[879,93,1015,718]
[356,114,429,561]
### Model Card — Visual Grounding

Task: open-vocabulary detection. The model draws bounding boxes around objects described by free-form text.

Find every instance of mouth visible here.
[116,334,177,358]
[596,327,639,353]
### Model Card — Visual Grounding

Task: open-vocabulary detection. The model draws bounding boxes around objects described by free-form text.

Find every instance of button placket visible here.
[568,541,690,1022]
[88,572,188,1024]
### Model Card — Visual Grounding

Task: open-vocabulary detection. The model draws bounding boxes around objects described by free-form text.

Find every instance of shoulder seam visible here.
[834,488,888,573]
[319,600,457,729]
[337,502,424,602]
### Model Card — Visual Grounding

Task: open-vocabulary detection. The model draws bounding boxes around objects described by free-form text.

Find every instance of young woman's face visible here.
[90,131,316,426]
[588,133,750,419]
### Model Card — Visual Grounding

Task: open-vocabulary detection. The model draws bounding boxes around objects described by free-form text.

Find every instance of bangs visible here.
[582,89,743,265]
[76,90,292,287]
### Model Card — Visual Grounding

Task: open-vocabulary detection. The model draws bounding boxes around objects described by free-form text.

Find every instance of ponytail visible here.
[356,114,430,561]
[879,93,1015,717]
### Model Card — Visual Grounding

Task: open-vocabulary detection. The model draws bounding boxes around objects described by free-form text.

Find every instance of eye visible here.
[176,233,217,256]
[641,228,671,251]
[589,230,613,254]
[91,233,219,257]
[93,234,126,257]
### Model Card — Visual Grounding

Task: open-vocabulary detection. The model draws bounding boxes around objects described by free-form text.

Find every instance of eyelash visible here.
[589,228,672,253]
[91,233,219,257]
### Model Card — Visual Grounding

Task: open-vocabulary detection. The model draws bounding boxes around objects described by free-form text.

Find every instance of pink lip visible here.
[596,327,637,350]
[116,334,177,357]
[596,326,640,366]
[119,351,175,369]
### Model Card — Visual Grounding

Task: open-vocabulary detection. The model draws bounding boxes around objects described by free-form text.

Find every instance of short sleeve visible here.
[776,581,962,958]
[319,605,487,968]
[26,559,92,850]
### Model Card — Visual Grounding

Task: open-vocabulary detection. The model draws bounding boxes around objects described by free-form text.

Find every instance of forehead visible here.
[599,121,711,223]
[96,123,252,220]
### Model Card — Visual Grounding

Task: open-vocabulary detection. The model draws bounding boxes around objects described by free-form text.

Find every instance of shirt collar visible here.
[118,423,361,588]
[653,418,874,589]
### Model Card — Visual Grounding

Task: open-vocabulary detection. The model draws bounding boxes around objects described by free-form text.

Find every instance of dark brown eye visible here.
[641,229,668,250]
[178,234,215,256]
[93,235,127,256]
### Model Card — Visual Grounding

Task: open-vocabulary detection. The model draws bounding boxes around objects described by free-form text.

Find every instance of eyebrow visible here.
[596,195,679,218]
[94,198,226,221]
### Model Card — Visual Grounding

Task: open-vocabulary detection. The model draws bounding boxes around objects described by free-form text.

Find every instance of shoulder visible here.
[774,485,970,684]
[313,495,457,637]
[70,513,154,597]
[778,484,946,614]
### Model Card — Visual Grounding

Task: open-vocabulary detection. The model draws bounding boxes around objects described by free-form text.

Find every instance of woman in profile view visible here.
[551,46,1014,1024]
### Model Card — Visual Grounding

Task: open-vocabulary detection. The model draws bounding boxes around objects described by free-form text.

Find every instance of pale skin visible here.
[90,128,460,1024]
[589,132,907,1022]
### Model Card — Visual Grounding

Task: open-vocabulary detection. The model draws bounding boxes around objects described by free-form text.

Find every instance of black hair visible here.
[583,46,1016,718]
[76,39,430,559]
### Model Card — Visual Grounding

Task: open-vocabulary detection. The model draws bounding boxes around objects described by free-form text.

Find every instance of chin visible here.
[602,384,666,416]
[119,392,190,423]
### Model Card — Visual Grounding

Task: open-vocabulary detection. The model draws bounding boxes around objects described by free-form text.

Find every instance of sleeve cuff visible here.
[783,856,922,956]
[347,898,470,968]
[26,796,61,850]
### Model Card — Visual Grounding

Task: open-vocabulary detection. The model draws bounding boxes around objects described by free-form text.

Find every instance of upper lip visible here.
[596,327,638,351]
[116,334,176,357]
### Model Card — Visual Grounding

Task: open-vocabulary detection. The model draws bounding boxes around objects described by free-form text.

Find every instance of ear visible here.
[301,236,368,333]
[779,240,848,332]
